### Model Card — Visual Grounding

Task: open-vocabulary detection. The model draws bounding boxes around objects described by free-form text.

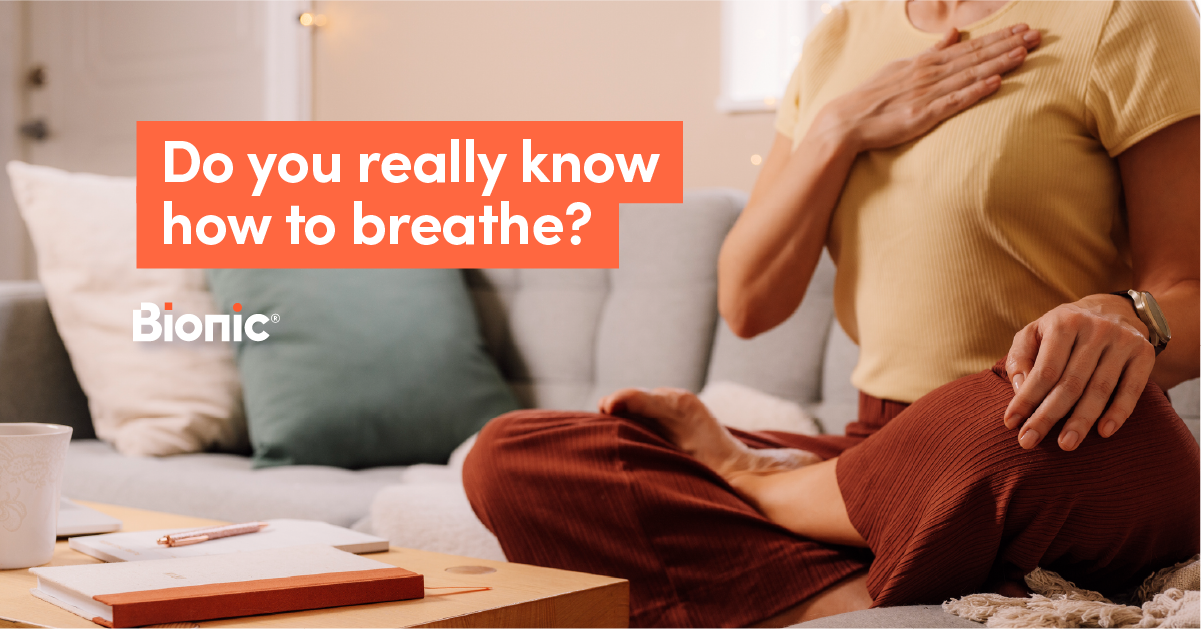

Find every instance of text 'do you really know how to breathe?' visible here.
[136,121,682,269]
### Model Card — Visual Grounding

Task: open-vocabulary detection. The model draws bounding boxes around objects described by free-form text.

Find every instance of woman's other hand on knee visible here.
[1002,297,1157,451]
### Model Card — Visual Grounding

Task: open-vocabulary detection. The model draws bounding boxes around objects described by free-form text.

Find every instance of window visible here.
[721,0,1200,111]
[718,1,839,113]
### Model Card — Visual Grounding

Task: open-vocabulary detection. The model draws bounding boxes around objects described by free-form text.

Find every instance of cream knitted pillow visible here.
[7,161,246,456]
[698,380,821,435]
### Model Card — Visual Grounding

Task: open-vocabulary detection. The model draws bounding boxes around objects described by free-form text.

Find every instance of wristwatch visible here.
[1112,290,1172,355]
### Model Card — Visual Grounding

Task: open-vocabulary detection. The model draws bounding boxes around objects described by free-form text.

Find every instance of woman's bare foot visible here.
[598,387,820,483]
[601,388,868,549]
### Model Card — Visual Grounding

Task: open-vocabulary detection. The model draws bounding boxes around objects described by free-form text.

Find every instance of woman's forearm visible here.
[1148,280,1199,389]
[1119,117,1201,390]
[717,123,858,338]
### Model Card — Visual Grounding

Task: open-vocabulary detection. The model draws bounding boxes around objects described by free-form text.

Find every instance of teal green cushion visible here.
[205,269,519,469]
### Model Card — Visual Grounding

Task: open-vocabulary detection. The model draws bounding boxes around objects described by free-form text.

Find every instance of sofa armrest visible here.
[0,282,94,437]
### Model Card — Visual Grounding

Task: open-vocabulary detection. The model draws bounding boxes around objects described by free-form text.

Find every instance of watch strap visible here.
[1111,290,1168,355]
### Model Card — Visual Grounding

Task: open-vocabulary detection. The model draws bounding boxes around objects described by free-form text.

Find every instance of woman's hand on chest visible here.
[816,23,1040,153]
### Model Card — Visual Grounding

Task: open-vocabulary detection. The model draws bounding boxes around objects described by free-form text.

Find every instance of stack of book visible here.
[32,520,423,628]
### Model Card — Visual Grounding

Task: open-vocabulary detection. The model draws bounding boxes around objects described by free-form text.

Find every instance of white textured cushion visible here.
[369,483,505,562]
[7,161,246,456]
[367,435,505,561]
[699,380,820,435]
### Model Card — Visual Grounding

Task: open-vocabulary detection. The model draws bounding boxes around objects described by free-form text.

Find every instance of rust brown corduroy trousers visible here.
[462,362,1200,627]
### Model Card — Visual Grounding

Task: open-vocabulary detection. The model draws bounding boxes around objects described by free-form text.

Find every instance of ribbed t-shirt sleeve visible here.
[1085,0,1200,157]
[774,62,805,139]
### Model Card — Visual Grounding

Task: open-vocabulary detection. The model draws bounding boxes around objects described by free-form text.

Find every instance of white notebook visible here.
[30,544,418,627]
[68,519,389,563]
[57,498,122,537]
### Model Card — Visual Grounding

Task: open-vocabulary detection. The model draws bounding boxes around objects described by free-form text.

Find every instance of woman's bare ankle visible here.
[716,444,821,480]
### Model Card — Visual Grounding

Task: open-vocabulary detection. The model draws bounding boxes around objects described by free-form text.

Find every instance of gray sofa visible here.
[1,189,1197,628]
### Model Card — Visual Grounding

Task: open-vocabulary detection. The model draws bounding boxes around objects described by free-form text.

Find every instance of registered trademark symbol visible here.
[270,314,280,323]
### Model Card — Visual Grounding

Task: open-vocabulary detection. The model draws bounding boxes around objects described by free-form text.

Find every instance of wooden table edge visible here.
[3,501,630,628]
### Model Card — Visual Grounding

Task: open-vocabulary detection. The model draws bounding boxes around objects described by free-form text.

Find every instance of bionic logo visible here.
[133,302,271,342]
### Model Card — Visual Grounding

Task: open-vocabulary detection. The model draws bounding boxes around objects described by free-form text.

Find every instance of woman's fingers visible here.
[1095,345,1156,438]
[918,26,1039,122]
[938,27,1040,78]
[1004,323,1039,428]
[927,54,1019,116]
[1020,333,1106,449]
[831,23,1039,151]
[929,27,962,52]
[1003,298,1157,450]
[933,23,1031,65]
[1055,348,1128,450]
[927,75,1001,123]
[1007,322,1076,448]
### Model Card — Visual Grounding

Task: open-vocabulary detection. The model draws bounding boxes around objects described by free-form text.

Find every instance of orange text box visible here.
[136,121,682,268]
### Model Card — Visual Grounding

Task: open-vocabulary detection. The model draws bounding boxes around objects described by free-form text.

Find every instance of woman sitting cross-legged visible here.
[463,1,1201,626]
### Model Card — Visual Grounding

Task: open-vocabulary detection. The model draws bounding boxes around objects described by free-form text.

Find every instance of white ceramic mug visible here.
[0,423,71,569]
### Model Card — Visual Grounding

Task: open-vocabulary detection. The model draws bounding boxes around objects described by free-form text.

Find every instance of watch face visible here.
[1141,291,1172,341]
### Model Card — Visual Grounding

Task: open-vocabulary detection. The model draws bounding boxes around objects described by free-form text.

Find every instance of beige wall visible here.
[312,1,776,193]
[0,2,30,280]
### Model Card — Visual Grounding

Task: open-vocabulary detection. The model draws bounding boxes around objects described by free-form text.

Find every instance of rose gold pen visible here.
[156,522,270,547]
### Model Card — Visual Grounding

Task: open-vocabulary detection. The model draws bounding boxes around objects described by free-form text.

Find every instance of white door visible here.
[1,0,310,278]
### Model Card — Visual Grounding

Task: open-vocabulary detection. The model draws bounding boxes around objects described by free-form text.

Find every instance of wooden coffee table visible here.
[0,501,628,628]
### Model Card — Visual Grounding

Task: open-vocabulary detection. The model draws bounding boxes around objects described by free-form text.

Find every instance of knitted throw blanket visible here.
[944,556,1200,628]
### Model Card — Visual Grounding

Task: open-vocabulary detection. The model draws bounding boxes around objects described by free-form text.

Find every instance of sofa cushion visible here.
[0,282,92,438]
[793,605,983,628]
[207,268,519,469]
[467,189,743,411]
[813,322,862,436]
[705,251,837,411]
[468,268,608,410]
[7,161,246,456]
[702,243,867,437]
[61,440,406,528]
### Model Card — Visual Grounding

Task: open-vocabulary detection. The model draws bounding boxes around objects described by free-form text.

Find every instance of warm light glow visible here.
[299,12,328,27]
[821,3,833,14]
[763,97,777,108]
[299,12,314,26]
[750,154,762,166]
[314,14,328,27]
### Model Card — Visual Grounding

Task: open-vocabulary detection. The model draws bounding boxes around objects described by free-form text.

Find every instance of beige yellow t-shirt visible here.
[775,0,1200,403]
